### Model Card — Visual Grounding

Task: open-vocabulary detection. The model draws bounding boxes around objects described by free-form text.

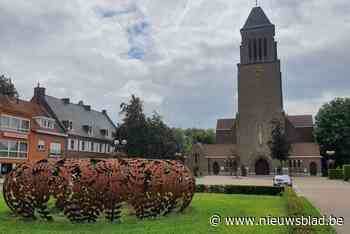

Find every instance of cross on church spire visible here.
[255,0,258,7]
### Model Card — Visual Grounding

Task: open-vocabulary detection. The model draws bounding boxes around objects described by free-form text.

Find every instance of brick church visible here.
[186,6,322,176]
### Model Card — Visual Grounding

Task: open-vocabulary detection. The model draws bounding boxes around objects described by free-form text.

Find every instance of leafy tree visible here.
[118,95,178,159]
[118,95,148,157]
[268,119,291,168]
[0,75,18,97]
[315,98,350,165]
[146,112,178,159]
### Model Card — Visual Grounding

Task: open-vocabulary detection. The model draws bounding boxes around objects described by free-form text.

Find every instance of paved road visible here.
[197,176,349,234]
[293,177,349,234]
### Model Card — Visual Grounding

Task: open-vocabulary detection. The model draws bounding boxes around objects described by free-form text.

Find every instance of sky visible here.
[0,0,349,128]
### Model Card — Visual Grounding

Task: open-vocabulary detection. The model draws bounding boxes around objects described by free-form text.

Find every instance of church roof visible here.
[195,144,237,158]
[216,118,235,130]
[290,143,320,156]
[287,115,314,128]
[242,7,273,30]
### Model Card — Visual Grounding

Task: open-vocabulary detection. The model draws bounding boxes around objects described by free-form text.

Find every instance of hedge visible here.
[284,187,314,234]
[344,165,350,181]
[195,184,284,196]
[328,169,344,180]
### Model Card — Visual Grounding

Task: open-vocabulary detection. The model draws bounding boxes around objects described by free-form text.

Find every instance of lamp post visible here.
[326,150,336,169]
[114,139,127,153]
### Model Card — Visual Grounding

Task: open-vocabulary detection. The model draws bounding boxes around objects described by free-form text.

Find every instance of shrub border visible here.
[195,184,284,196]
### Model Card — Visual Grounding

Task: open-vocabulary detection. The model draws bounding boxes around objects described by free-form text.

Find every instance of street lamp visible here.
[114,139,127,153]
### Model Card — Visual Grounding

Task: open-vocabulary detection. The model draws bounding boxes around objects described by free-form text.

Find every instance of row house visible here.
[32,86,117,158]
[0,95,66,175]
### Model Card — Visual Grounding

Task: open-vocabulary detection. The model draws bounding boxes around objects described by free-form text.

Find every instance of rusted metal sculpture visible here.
[3,159,195,223]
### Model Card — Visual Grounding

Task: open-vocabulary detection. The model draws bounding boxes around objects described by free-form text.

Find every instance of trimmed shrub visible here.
[343,165,350,181]
[195,184,207,193]
[328,169,344,180]
[195,184,283,196]
[284,187,314,234]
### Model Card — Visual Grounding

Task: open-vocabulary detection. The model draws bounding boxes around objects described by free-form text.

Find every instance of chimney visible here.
[102,109,107,115]
[61,98,70,104]
[84,105,91,111]
[34,85,46,101]
[78,100,84,106]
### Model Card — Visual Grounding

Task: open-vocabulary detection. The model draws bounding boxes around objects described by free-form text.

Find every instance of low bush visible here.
[195,184,283,196]
[328,168,344,180]
[284,187,314,234]
[343,165,350,181]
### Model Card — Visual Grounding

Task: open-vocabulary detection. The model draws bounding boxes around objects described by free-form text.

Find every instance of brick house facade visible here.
[0,95,66,175]
[32,86,117,159]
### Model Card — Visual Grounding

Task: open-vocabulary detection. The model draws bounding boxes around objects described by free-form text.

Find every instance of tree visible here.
[118,95,148,157]
[268,120,291,168]
[0,75,18,98]
[118,95,178,159]
[315,98,350,166]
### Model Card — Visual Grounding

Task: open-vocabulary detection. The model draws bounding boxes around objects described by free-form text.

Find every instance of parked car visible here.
[273,174,292,187]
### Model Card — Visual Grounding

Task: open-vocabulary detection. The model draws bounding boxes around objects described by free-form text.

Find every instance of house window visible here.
[0,115,30,133]
[88,127,93,137]
[34,116,55,129]
[81,141,86,152]
[37,140,45,151]
[0,140,28,159]
[50,143,62,157]
[69,139,75,151]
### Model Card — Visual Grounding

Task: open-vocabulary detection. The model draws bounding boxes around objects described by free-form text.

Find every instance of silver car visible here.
[273,174,292,187]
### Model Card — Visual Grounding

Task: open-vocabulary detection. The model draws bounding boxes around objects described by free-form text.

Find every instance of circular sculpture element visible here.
[3,159,195,223]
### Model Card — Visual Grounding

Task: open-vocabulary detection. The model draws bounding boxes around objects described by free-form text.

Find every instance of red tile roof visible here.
[290,143,320,156]
[216,118,235,130]
[287,115,313,128]
[195,144,237,157]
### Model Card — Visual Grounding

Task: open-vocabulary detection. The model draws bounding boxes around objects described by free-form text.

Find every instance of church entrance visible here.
[255,159,270,175]
[213,162,220,175]
[310,162,317,176]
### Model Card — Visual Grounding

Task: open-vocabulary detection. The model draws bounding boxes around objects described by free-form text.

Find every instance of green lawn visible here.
[0,193,289,234]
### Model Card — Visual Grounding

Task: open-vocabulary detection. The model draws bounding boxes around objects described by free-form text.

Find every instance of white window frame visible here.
[37,139,45,151]
[0,114,30,133]
[34,116,56,129]
[50,142,62,157]
[0,140,28,159]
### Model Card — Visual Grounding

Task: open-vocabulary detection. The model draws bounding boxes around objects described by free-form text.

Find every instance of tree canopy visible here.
[117,95,215,159]
[315,98,350,165]
[0,75,18,98]
[268,119,291,167]
[117,95,177,159]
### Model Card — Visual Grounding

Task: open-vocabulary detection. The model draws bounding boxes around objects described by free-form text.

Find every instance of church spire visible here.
[239,6,277,65]
[242,6,273,30]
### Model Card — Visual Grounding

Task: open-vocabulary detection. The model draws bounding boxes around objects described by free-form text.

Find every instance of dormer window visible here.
[34,116,55,129]
[83,125,93,136]
[63,120,73,131]
[100,129,109,137]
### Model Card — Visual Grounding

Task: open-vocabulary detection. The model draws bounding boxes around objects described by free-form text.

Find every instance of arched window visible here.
[297,160,301,168]
[253,39,257,61]
[293,160,296,168]
[263,38,268,58]
[289,160,292,168]
[195,154,198,164]
[248,39,252,61]
[258,38,262,60]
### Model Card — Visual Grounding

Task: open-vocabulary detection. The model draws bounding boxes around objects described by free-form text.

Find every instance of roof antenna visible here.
[255,0,258,7]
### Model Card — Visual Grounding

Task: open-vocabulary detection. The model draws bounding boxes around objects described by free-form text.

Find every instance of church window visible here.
[289,160,292,168]
[263,38,268,58]
[253,39,257,61]
[258,38,262,60]
[258,124,263,145]
[195,154,199,164]
[248,39,252,61]
[293,160,296,168]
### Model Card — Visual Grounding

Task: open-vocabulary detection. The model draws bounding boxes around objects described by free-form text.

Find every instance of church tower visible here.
[237,6,284,175]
